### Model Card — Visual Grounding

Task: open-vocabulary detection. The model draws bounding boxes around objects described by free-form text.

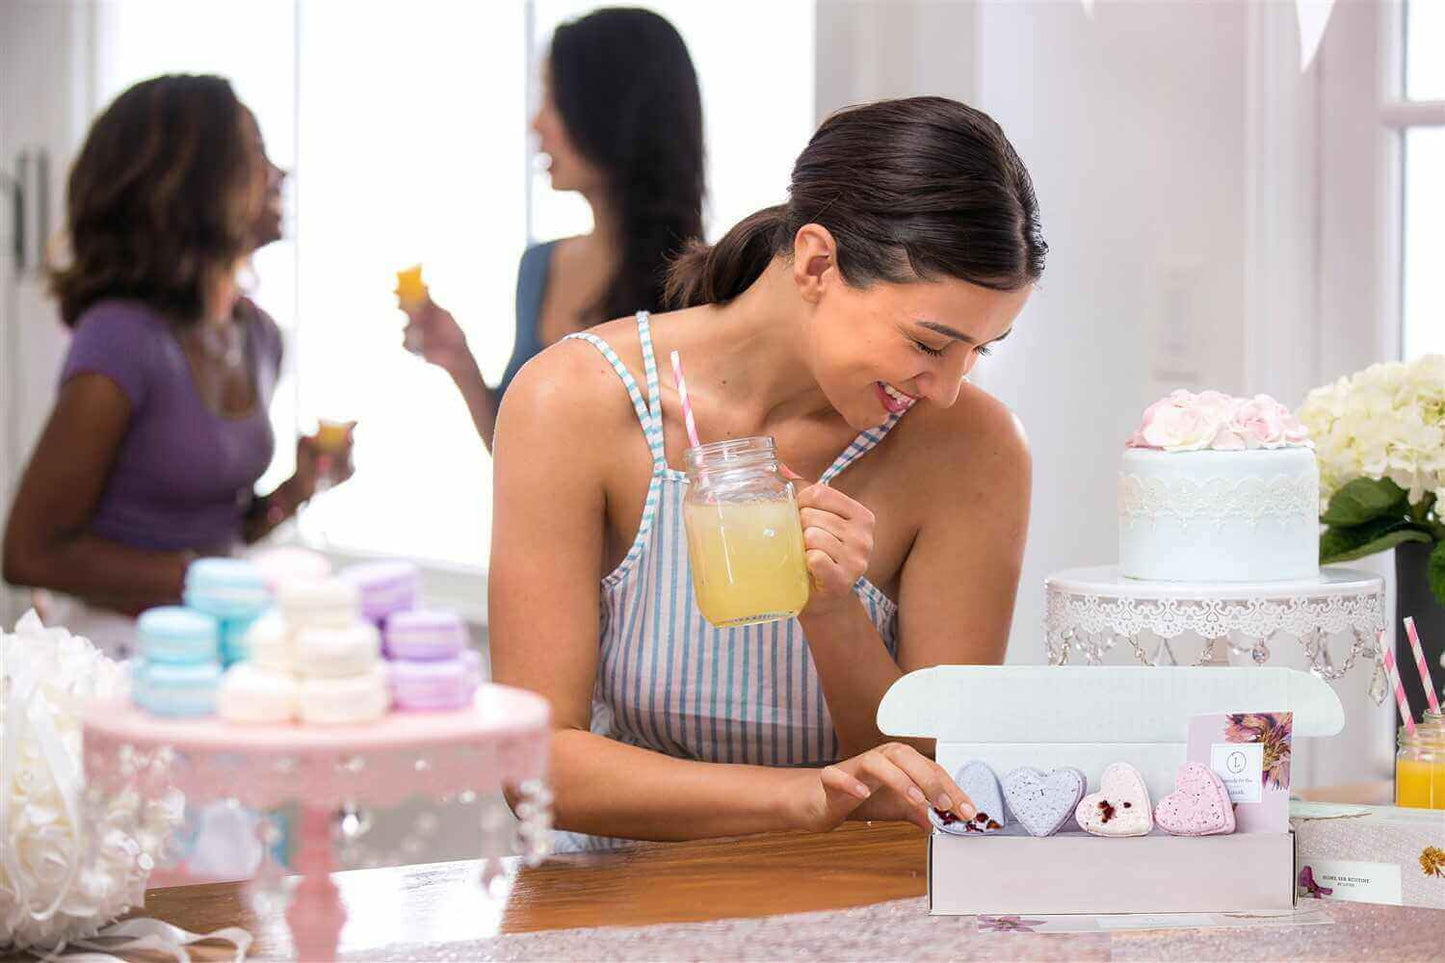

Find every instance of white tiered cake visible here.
[1118,390,1319,583]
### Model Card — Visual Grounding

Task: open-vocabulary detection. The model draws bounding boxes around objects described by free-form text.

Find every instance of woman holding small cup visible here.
[1,75,353,655]
[489,96,1045,847]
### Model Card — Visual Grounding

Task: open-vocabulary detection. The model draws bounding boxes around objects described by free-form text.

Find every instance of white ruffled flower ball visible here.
[1,611,182,951]
[1298,354,1445,505]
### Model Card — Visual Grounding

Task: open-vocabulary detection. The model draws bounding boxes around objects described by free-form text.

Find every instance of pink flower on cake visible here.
[1134,390,1224,451]
[1234,395,1310,449]
[1128,390,1312,452]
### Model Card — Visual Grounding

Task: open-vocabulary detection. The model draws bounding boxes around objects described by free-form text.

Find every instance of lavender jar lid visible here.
[384,609,466,659]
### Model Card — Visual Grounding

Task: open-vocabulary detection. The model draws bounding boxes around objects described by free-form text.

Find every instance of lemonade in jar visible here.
[682,437,810,627]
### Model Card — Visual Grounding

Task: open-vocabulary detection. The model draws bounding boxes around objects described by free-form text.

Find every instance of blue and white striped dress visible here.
[557,312,906,848]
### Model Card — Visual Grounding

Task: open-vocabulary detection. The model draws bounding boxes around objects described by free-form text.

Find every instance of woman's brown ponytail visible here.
[664,205,785,308]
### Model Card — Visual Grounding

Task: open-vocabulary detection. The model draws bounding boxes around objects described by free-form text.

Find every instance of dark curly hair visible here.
[49,74,263,327]
[665,96,1046,308]
[549,8,705,323]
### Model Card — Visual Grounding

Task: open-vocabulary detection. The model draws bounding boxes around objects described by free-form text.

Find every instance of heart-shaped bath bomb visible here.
[929,760,1007,835]
[1075,762,1153,837]
[1154,762,1236,836]
[1001,766,1086,837]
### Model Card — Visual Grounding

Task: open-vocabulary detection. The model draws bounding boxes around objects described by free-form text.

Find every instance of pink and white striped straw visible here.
[1403,617,1441,715]
[1381,632,1417,736]
[670,350,702,450]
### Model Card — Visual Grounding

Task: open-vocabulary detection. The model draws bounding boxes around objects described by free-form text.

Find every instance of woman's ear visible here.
[791,223,839,304]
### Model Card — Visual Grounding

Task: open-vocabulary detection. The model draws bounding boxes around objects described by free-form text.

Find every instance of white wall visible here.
[0,0,94,629]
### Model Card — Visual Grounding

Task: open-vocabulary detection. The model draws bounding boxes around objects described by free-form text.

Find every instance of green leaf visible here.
[1320,517,1433,564]
[1429,541,1445,609]
[1321,477,1409,527]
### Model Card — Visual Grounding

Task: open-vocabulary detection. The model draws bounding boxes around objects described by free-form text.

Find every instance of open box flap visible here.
[878,666,1344,742]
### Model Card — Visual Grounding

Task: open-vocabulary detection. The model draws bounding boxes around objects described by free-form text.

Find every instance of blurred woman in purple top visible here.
[2,74,352,655]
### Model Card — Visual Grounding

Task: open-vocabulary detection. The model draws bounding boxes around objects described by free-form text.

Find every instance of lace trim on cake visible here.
[1118,473,1317,530]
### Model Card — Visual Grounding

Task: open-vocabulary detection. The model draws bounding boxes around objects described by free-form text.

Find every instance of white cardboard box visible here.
[878,666,1344,916]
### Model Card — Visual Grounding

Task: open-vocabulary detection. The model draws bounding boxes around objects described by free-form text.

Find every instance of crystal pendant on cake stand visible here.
[1043,565,1389,703]
[82,685,552,961]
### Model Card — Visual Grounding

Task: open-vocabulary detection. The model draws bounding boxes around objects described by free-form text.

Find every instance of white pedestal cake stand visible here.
[1044,565,1388,698]
[82,685,552,961]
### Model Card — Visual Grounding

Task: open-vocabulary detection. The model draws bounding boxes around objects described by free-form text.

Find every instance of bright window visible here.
[1399,1,1445,361]
[92,1,817,571]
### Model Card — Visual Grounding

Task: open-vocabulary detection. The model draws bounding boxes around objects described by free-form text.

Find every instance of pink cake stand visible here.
[82,685,551,961]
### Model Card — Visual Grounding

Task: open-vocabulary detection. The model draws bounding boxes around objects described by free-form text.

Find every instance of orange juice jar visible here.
[1396,709,1445,810]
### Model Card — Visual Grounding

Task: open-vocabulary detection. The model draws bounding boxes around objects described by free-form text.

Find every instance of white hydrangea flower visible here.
[1298,354,1445,509]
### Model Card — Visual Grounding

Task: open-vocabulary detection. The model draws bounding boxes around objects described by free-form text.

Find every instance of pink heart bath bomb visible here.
[1075,762,1153,837]
[1154,762,1236,836]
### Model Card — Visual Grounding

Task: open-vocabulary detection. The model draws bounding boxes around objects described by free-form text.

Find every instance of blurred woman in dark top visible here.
[402,7,705,450]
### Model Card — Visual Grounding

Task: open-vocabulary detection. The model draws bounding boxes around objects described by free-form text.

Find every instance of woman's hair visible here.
[549,8,705,323]
[50,74,261,327]
[665,96,1046,308]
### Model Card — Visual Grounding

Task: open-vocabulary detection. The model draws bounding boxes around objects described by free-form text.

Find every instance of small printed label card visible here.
[1186,711,1292,833]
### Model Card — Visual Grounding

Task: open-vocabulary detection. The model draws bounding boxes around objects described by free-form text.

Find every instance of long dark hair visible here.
[549,8,705,323]
[50,74,261,328]
[666,97,1046,308]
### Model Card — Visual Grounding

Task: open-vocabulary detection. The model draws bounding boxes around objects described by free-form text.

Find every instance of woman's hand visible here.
[402,299,474,377]
[785,742,975,833]
[784,467,876,617]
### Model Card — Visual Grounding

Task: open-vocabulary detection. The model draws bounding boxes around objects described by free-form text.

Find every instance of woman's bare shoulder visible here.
[890,381,1031,481]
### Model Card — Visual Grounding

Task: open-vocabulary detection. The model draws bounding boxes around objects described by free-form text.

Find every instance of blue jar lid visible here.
[137,606,219,645]
[185,558,266,593]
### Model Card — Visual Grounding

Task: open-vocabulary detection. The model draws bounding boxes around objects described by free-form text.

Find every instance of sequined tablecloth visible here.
[344,895,1443,962]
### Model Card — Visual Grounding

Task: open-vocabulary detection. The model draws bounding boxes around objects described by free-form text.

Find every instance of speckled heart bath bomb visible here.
[929,760,1007,835]
[1154,762,1236,836]
[1075,762,1153,837]
[1000,766,1086,837]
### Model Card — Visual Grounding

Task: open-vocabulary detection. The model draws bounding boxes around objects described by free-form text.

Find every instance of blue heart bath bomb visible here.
[1000,766,1087,837]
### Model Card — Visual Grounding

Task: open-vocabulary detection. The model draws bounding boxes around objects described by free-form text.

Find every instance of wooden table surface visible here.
[129,780,1398,959]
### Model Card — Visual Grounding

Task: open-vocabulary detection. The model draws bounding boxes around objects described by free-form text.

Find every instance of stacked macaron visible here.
[384,610,481,711]
[183,558,273,667]
[340,560,420,628]
[218,578,390,725]
[131,607,223,717]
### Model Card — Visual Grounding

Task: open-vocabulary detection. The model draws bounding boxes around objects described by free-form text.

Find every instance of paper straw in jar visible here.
[1403,616,1441,715]
[1382,632,1417,736]
[669,350,702,450]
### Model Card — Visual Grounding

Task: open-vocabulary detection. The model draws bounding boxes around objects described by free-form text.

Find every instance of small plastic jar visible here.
[682,436,810,627]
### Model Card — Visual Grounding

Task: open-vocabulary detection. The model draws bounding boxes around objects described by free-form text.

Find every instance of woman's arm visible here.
[2,375,192,614]
[894,392,1031,667]
[796,391,1031,758]
[488,343,973,839]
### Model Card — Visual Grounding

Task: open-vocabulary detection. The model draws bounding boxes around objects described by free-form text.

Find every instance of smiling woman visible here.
[488,96,1044,851]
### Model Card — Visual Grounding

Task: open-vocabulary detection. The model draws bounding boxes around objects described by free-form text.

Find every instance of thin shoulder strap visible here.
[562,311,667,473]
[819,410,908,485]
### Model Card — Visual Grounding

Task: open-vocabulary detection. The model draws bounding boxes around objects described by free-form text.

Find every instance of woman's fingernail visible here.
[852,780,871,799]
[907,787,926,805]
[936,795,952,811]
[779,462,803,481]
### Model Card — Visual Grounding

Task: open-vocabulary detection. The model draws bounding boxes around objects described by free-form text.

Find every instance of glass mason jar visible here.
[682,436,810,627]
[1396,709,1445,810]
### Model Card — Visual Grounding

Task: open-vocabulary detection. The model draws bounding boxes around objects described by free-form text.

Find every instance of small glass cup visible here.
[312,417,354,492]
[1396,709,1445,810]
[681,436,810,627]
